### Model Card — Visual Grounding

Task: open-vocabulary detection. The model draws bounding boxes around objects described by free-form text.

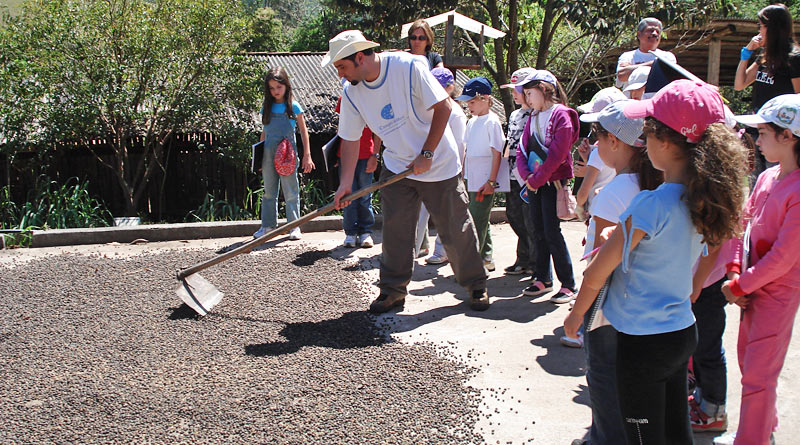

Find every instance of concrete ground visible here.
[4,220,800,444]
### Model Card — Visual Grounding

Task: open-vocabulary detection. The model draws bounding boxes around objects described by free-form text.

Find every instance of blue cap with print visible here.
[455,76,493,101]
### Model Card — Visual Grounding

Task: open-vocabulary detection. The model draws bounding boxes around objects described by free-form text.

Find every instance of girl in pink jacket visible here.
[718,94,800,445]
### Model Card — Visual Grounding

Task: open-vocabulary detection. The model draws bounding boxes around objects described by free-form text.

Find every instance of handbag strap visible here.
[523,115,549,163]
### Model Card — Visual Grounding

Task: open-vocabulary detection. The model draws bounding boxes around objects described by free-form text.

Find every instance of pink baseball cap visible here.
[623,79,726,143]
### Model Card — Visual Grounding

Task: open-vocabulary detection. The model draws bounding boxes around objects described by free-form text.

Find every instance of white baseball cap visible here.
[500,67,536,88]
[624,66,651,92]
[321,30,380,68]
[736,94,800,137]
[581,100,645,147]
[577,87,627,114]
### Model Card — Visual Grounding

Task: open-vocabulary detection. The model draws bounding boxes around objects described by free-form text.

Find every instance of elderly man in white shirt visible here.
[616,18,676,90]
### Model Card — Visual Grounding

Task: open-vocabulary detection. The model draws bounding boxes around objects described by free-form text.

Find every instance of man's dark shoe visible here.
[470,289,490,311]
[369,293,405,313]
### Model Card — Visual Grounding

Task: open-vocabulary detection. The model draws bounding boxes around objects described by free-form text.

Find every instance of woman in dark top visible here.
[407,19,444,70]
[735,4,800,109]
[734,3,800,174]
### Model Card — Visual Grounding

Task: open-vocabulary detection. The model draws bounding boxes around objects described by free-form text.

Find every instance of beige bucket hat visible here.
[320,30,380,67]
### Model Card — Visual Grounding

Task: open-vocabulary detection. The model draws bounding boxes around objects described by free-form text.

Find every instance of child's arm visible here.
[691,245,721,303]
[296,113,314,173]
[726,200,800,298]
[476,149,502,202]
[564,217,646,338]
[576,166,600,207]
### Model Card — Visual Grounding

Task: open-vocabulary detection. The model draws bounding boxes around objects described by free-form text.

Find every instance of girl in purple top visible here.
[515,70,578,303]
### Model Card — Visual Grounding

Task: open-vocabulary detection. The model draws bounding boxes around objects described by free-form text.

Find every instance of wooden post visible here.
[479,25,485,68]
[444,14,455,66]
[708,38,721,86]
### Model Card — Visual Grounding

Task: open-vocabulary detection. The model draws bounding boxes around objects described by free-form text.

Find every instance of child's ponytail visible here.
[643,118,748,246]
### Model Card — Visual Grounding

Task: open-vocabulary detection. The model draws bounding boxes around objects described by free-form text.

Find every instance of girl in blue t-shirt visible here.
[254,67,315,240]
[564,80,747,444]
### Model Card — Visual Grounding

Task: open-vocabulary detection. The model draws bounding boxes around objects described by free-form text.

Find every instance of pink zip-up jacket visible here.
[515,104,578,189]
[727,166,800,296]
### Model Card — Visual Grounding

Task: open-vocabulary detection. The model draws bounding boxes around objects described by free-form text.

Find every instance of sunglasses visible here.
[408,35,428,41]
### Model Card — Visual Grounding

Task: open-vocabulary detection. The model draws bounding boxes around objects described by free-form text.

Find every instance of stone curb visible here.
[30,208,509,248]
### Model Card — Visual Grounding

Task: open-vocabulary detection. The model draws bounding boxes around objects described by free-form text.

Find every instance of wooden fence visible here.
[1,133,337,222]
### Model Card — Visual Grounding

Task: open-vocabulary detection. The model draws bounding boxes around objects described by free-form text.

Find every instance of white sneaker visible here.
[426,253,449,265]
[253,226,274,238]
[713,432,736,445]
[560,333,583,348]
[288,227,302,240]
[714,432,776,445]
[343,235,357,247]
[358,233,373,248]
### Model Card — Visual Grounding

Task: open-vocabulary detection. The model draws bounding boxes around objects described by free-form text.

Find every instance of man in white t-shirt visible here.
[616,18,676,90]
[322,30,489,313]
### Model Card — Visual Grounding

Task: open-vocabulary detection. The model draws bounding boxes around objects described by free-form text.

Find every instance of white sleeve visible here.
[337,88,366,142]
[411,58,449,110]
[489,115,506,153]
[616,51,633,72]
[449,112,468,159]
[587,148,606,170]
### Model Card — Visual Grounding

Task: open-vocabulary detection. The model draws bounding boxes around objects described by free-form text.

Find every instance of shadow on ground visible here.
[244,310,385,356]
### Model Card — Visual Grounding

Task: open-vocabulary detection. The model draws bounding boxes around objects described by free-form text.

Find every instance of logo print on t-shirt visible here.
[381,104,394,120]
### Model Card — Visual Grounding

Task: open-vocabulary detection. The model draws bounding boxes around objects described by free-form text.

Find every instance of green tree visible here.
[0,0,262,216]
[241,6,286,52]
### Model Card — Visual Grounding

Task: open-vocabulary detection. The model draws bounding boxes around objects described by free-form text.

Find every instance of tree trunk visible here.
[536,0,558,69]
[485,0,515,119]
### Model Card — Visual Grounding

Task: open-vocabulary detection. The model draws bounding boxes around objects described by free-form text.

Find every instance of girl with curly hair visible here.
[564,79,747,444]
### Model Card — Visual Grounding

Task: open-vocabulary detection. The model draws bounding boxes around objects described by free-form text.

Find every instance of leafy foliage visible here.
[241,7,287,52]
[0,0,262,216]
[0,176,113,231]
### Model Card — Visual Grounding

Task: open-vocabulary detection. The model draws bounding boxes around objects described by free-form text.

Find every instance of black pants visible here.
[616,324,698,445]
[507,178,536,270]
[691,278,728,405]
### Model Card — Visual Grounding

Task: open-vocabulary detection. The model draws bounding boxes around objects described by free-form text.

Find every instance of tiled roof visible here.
[249,52,341,134]
[248,52,506,134]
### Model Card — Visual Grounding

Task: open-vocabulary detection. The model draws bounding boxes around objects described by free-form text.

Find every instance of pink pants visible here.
[735,283,800,445]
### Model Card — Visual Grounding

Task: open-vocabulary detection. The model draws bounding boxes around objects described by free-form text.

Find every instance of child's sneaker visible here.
[484,257,496,272]
[550,287,577,304]
[426,253,448,265]
[522,280,553,297]
[343,235,357,247]
[288,227,302,240]
[358,233,374,248]
[253,226,274,238]
[690,399,727,432]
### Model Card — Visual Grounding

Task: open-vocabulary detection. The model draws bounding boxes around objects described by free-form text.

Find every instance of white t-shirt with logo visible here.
[464,111,508,192]
[615,48,676,89]
[337,52,460,182]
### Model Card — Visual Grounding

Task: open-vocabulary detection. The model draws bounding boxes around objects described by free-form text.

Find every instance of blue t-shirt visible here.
[262,102,304,130]
[603,183,705,335]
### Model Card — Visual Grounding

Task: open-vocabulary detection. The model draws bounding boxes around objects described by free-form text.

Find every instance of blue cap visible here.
[455,76,492,101]
[431,67,454,88]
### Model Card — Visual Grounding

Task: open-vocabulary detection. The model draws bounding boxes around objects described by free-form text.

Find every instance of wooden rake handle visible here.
[177,168,414,280]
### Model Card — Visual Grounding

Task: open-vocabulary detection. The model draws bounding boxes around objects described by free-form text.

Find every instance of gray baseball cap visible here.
[582,100,645,147]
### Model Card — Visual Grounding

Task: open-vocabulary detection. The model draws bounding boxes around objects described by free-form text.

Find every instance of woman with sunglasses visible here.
[407,19,444,70]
